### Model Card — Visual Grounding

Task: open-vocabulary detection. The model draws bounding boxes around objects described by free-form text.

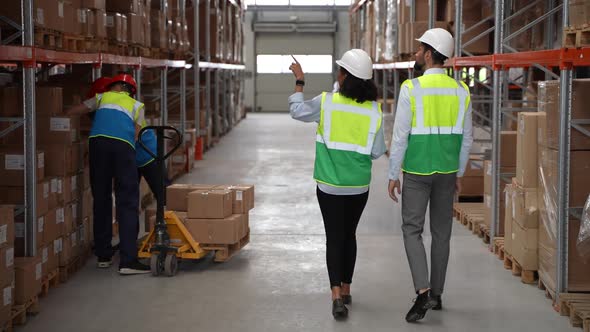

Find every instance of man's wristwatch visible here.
[295,80,305,86]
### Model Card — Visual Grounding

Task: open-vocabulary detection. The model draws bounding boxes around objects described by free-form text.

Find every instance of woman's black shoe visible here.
[342,295,352,305]
[332,299,348,320]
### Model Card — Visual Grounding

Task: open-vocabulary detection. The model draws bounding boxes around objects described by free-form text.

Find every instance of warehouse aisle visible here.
[21,113,575,332]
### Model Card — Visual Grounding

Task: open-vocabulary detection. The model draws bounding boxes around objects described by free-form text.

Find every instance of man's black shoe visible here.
[431,295,442,310]
[406,291,434,323]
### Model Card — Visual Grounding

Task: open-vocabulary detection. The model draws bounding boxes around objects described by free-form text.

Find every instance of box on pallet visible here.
[127,13,144,45]
[0,87,21,117]
[539,147,590,208]
[511,181,539,229]
[106,12,124,42]
[41,144,82,177]
[166,184,215,211]
[187,190,233,219]
[14,257,42,305]
[0,283,12,327]
[459,157,484,196]
[0,146,45,186]
[504,183,515,256]
[150,11,168,49]
[516,112,543,188]
[0,246,14,287]
[41,242,57,278]
[510,219,538,270]
[569,0,590,28]
[14,215,45,255]
[185,214,245,245]
[106,0,141,14]
[0,207,14,249]
[83,0,106,10]
[539,215,590,292]
[43,208,59,245]
[213,185,255,214]
[0,181,49,218]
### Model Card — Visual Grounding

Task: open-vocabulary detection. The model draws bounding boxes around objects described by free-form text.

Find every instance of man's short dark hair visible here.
[422,43,447,65]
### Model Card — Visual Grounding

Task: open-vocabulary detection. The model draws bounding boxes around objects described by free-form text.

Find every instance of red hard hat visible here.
[110,74,137,95]
[86,77,113,99]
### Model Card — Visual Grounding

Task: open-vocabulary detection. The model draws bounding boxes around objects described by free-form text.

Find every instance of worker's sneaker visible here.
[332,299,348,320]
[119,261,151,275]
[342,294,352,305]
[97,257,112,268]
[431,295,442,310]
[405,291,435,323]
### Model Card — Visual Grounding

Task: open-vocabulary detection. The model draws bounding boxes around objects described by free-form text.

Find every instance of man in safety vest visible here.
[67,74,150,275]
[388,28,473,322]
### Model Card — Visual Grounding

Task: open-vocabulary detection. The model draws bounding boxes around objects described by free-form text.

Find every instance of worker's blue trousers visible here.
[89,137,139,267]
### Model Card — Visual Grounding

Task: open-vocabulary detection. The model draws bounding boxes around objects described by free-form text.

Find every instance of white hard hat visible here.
[416,28,454,58]
[335,49,373,80]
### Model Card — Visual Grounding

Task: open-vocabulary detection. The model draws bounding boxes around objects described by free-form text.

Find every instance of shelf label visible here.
[5,154,24,170]
[0,225,7,244]
[15,223,24,238]
[56,208,64,224]
[35,263,42,280]
[50,117,71,131]
[43,182,49,198]
[6,248,14,268]
[42,247,48,264]
[3,287,11,306]
[38,216,44,233]
[38,152,44,168]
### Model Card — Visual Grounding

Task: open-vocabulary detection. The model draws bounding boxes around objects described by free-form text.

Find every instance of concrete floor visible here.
[21,113,574,332]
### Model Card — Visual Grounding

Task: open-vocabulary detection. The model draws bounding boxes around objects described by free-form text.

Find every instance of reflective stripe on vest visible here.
[402,74,470,175]
[314,92,382,188]
[89,91,144,148]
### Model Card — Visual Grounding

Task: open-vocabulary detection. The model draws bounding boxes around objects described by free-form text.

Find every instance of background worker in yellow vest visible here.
[388,28,473,323]
[288,50,386,320]
[66,74,150,275]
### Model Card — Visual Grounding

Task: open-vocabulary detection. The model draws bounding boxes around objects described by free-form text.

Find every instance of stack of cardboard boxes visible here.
[537,79,590,293]
[0,86,93,304]
[481,132,517,235]
[148,184,254,246]
[0,207,15,327]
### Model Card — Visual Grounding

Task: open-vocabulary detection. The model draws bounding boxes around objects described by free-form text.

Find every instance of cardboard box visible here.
[483,161,516,195]
[4,0,50,28]
[443,0,482,22]
[504,184,514,255]
[0,181,50,217]
[65,201,78,234]
[483,193,505,234]
[36,87,63,116]
[106,12,123,42]
[106,0,140,13]
[187,190,232,219]
[166,184,215,211]
[501,131,517,167]
[121,14,128,43]
[0,207,14,249]
[53,238,63,265]
[41,144,82,177]
[539,216,590,292]
[43,208,58,243]
[512,182,539,229]
[14,213,45,255]
[0,149,44,186]
[150,11,167,49]
[212,185,255,214]
[127,13,144,45]
[58,232,76,266]
[450,21,491,55]
[0,283,12,326]
[83,0,106,10]
[569,0,590,28]
[39,116,80,145]
[511,219,538,270]
[544,79,590,150]
[398,0,431,24]
[516,112,542,188]
[0,87,21,117]
[94,9,107,38]
[185,214,243,245]
[51,176,76,205]
[539,148,590,208]
[0,247,14,287]
[63,2,80,35]
[14,257,42,305]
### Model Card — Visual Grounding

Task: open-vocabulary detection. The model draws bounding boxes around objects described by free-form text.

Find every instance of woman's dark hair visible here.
[422,42,447,65]
[338,68,378,103]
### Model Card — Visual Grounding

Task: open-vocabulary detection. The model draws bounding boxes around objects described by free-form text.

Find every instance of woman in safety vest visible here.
[288,50,386,320]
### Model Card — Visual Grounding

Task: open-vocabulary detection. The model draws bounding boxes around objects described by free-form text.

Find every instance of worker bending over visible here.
[67,74,150,275]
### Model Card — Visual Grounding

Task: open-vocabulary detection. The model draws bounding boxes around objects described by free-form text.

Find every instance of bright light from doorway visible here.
[257,55,333,74]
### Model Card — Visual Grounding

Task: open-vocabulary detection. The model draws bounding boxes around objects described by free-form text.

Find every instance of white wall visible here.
[242,9,351,110]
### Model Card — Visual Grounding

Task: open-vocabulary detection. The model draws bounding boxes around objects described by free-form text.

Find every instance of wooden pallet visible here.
[564,26,590,48]
[452,202,484,224]
[558,293,590,331]
[11,296,39,327]
[538,277,559,309]
[108,42,128,56]
[85,38,108,53]
[493,238,505,260]
[478,223,491,244]
[127,44,151,57]
[34,28,63,50]
[0,320,12,332]
[466,215,484,234]
[39,269,60,298]
[503,253,537,284]
[58,255,86,283]
[201,232,250,263]
[62,34,85,52]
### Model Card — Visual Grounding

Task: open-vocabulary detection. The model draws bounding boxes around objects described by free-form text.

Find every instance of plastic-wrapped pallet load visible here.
[383,0,396,61]
[577,196,590,258]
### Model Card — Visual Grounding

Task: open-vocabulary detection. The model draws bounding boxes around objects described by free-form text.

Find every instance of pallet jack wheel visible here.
[164,254,178,277]
[150,254,163,276]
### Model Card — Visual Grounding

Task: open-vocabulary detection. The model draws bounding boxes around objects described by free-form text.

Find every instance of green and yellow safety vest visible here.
[314,92,382,188]
[402,74,470,175]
